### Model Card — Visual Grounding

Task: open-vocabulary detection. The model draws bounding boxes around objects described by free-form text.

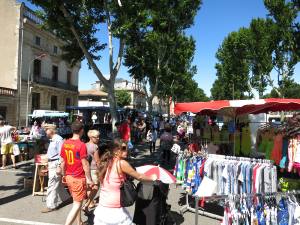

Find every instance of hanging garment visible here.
[221,129,229,142]
[293,136,300,163]
[277,199,289,225]
[258,134,268,153]
[280,138,289,169]
[265,136,274,161]
[234,131,241,155]
[271,134,283,165]
[288,138,298,172]
[212,126,221,144]
[241,126,252,156]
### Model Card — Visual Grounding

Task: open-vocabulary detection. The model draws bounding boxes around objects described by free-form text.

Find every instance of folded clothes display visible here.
[221,192,300,225]
[174,153,277,195]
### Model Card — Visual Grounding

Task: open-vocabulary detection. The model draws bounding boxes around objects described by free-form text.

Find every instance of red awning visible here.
[174,98,300,116]
[174,100,230,115]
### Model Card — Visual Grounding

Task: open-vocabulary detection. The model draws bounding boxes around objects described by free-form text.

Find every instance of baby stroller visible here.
[133,181,175,225]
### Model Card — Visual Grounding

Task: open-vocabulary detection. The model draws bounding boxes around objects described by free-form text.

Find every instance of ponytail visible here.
[98,139,123,183]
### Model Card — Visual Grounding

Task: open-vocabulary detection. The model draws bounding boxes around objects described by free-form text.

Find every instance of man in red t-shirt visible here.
[60,121,93,225]
[118,118,131,142]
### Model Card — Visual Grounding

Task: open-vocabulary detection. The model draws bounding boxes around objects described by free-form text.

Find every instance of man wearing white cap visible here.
[41,124,70,213]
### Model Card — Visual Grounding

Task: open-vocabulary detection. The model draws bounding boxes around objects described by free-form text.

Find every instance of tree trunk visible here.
[159,98,163,114]
[107,83,118,137]
[166,96,171,120]
[147,96,154,114]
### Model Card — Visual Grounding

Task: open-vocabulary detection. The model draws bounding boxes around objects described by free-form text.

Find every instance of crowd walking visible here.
[0,114,184,225]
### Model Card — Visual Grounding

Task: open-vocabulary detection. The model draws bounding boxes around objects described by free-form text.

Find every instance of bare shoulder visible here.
[119,159,130,168]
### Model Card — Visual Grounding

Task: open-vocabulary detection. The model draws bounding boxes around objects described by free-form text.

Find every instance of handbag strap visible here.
[116,160,125,182]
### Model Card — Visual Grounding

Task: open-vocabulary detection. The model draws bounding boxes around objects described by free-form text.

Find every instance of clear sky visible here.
[20,0,300,96]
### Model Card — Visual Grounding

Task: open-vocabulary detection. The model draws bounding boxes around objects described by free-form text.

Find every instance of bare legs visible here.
[1,154,15,169]
[65,201,82,225]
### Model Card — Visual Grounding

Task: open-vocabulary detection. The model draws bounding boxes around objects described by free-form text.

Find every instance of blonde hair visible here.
[87,129,100,138]
[43,124,57,132]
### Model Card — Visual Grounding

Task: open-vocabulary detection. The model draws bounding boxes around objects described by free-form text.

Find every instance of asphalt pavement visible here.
[0,141,221,225]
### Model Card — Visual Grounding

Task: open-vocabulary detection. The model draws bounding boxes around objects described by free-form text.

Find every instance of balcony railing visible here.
[23,6,43,25]
[0,87,17,97]
[33,76,78,92]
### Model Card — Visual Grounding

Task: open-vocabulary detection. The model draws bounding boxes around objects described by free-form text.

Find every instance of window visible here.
[67,71,72,85]
[33,59,41,78]
[52,65,58,81]
[65,98,71,112]
[0,106,7,119]
[51,96,57,110]
[31,93,40,112]
[35,36,41,46]
[66,98,71,107]
[53,45,58,54]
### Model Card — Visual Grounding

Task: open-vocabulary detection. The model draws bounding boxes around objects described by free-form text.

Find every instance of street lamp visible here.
[25,53,47,127]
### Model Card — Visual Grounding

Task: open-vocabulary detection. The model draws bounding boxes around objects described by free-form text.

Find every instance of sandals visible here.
[41,208,56,213]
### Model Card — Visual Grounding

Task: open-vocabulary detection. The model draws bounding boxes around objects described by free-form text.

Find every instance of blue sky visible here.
[20,0,299,96]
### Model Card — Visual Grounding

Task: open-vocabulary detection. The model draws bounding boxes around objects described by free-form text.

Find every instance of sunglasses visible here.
[92,136,99,139]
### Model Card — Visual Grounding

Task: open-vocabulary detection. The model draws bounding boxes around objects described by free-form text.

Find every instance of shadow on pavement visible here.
[0,190,31,205]
[178,193,223,217]
[0,161,35,205]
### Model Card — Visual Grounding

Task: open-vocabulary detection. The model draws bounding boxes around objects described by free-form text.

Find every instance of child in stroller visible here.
[133,181,175,225]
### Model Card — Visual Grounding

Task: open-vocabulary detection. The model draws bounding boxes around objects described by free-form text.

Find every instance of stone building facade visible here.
[0,1,80,126]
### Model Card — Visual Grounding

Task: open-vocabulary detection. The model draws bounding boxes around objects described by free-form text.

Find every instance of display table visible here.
[32,154,48,196]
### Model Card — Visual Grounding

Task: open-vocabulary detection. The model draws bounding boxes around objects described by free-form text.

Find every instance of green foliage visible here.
[115,90,131,108]
[265,81,300,98]
[28,0,152,128]
[248,18,276,97]
[179,79,209,102]
[123,0,202,109]
[263,0,299,93]
[211,28,252,100]
[211,0,300,100]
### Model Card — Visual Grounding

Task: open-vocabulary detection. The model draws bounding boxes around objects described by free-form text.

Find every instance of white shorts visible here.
[94,205,133,225]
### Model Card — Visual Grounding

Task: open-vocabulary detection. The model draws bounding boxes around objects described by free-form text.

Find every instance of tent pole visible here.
[233,116,236,156]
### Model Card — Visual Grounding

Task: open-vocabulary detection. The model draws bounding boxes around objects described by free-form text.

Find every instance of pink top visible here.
[99,160,124,208]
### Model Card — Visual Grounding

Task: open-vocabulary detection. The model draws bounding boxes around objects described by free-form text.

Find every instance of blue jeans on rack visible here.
[278,199,289,225]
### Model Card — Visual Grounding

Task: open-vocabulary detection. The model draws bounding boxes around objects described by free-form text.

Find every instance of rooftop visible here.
[79,89,108,97]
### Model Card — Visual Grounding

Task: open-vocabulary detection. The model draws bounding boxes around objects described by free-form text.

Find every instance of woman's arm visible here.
[119,160,156,182]
[94,148,100,168]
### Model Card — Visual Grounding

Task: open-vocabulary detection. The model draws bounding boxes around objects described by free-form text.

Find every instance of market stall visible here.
[173,98,300,224]
[175,98,300,155]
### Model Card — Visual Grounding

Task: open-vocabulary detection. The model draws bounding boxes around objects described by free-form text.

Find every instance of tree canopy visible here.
[211,0,300,100]
[265,81,300,98]
[211,28,252,100]
[115,90,131,108]
[123,0,202,112]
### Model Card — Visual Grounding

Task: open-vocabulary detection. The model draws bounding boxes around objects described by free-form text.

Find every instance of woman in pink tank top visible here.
[94,139,156,225]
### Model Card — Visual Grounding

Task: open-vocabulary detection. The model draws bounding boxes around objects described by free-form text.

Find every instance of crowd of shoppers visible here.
[0,113,183,225]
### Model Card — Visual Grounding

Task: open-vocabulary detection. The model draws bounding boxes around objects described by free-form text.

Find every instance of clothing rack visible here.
[208,153,273,164]
[177,154,275,225]
[193,190,300,225]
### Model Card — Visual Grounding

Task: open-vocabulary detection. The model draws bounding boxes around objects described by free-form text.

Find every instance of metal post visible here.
[18,17,24,128]
[25,63,32,127]
[195,196,199,225]
[25,53,46,127]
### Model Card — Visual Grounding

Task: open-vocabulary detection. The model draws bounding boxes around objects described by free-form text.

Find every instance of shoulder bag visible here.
[117,160,137,207]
